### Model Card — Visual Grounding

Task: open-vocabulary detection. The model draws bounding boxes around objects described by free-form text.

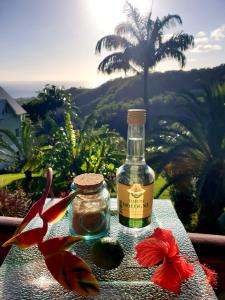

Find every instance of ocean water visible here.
[0,80,93,98]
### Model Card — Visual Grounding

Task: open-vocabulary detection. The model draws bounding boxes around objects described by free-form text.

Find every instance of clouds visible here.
[196,31,206,38]
[195,36,209,45]
[190,25,224,54]
[190,44,222,53]
[211,24,225,41]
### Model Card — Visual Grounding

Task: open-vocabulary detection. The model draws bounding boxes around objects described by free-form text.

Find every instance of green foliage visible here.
[43,112,79,191]
[0,118,50,173]
[0,173,25,188]
[44,111,125,193]
[1,85,126,195]
[23,85,75,122]
[80,125,125,191]
[148,83,225,233]
[69,65,225,137]
[153,175,171,199]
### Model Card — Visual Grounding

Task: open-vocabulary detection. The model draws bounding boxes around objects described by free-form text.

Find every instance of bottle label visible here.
[117,183,154,219]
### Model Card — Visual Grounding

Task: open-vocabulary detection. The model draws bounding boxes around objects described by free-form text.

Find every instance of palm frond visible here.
[21,120,35,159]
[0,128,22,152]
[123,44,145,68]
[158,14,182,30]
[0,150,17,162]
[155,33,194,67]
[115,22,140,43]
[145,12,154,39]
[150,142,203,174]
[154,114,205,145]
[150,126,209,157]
[124,2,145,40]
[0,139,17,155]
[97,52,130,74]
[156,173,192,198]
[95,35,131,53]
[180,91,203,108]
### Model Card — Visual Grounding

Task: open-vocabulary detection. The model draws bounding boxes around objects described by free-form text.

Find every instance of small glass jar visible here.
[69,173,110,240]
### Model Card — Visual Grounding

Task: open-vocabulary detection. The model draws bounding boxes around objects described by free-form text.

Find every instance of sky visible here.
[0,0,224,87]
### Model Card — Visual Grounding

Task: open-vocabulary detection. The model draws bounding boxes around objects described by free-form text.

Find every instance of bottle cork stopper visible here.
[127,109,146,125]
[73,173,104,189]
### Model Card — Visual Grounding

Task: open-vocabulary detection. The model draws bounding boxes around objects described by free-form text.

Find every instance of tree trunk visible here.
[24,170,32,193]
[143,65,150,128]
[143,66,149,106]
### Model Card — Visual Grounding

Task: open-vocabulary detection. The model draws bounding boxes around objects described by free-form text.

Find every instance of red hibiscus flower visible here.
[135,228,216,295]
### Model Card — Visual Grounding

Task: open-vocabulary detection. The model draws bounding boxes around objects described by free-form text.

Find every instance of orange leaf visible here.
[38,236,83,257]
[15,168,53,234]
[44,251,100,296]
[41,192,77,224]
[2,223,48,249]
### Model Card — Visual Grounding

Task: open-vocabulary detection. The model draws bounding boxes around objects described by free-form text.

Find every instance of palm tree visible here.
[148,83,225,233]
[0,118,50,185]
[95,2,194,106]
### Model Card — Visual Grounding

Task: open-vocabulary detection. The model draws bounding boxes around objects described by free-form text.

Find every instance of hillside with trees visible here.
[67,64,225,135]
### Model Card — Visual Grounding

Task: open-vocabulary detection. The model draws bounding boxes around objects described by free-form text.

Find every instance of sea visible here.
[0,80,95,99]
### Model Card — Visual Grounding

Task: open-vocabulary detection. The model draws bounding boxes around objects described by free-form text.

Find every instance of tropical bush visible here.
[0,118,50,181]
[0,85,126,196]
[148,83,225,233]
[23,84,77,124]
[44,112,125,193]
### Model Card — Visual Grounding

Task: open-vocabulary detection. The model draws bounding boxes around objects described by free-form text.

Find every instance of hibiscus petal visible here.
[150,228,179,257]
[44,251,100,296]
[41,192,77,224]
[187,257,217,287]
[135,238,169,267]
[201,264,217,287]
[38,236,83,257]
[151,256,194,294]
[169,255,194,281]
[15,168,53,234]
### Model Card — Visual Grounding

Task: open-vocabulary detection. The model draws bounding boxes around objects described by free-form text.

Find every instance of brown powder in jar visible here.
[72,173,109,236]
[72,194,108,235]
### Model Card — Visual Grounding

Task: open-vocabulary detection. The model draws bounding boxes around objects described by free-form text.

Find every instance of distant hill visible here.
[69,64,225,114]
[67,64,225,136]
[19,64,225,135]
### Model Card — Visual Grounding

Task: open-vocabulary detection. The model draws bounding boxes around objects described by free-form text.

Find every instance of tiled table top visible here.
[0,199,217,300]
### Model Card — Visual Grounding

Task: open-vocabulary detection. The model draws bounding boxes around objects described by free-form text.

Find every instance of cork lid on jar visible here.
[73,173,104,190]
[127,109,146,125]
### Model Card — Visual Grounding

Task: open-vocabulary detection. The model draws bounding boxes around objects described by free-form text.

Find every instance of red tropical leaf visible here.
[2,223,48,249]
[41,192,77,224]
[15,168,53,234]
[44,250,100,296]
[38,236,83,257]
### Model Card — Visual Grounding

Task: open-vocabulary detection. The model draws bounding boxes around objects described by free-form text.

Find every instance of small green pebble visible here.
[90,237,124,270]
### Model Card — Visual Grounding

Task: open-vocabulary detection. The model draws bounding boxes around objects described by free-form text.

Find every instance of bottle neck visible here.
[126,123,145,164]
